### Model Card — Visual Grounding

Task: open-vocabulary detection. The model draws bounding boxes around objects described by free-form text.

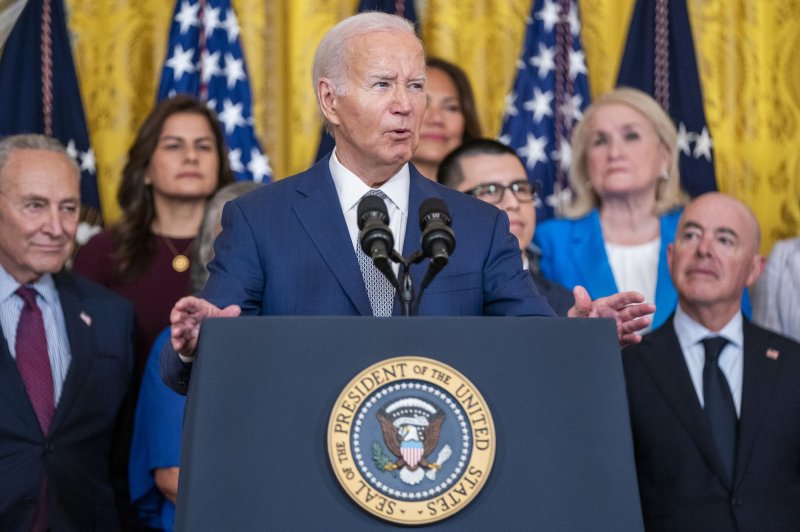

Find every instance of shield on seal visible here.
[401,441,424,468]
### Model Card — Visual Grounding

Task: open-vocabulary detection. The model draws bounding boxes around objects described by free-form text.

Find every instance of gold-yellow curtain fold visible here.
[689,0,800,252]
[420,0,530,137]
[67,0,173,223]
[59,0,799,251]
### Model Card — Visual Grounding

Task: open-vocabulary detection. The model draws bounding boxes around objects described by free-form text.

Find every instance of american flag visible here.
[499,0,591,221]
[617,0,716,197]
[0,0,102,237]
[157,0,271,183]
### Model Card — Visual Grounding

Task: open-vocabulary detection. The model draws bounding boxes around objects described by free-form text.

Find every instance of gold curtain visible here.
[688,0,800,252]
[61,0,799,252]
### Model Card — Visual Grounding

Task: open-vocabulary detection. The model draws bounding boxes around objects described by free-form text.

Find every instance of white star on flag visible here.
[65,139,79,160]
[503,91,519,118]
[247,148,272,182]
[523,88,554,123]
[202,6,223,36]
[166,44,196,81]
[530,43,556,79]
[551,136,571,170]
[693,127,713,161]
[224,53,245,89]
[218,99,245,134]
[569,49,587,79]
[677,123,691,155]
[561,94,584,122]
[80,148,96,173]
[223,8,240,43]
[200,50,222,84]
[518,133,548,169]
[536,0,560,33]
[174,0,200,34]
[568,2,580,35]
[227,148,244,173]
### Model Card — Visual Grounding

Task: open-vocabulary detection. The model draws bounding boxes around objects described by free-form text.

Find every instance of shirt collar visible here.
[0,263,58,305]
[673,304,744,351]
[329,148,410,215]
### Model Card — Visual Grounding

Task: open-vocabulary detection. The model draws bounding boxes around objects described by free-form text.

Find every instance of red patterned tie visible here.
[16,286,53,532]
[16,286,55,432]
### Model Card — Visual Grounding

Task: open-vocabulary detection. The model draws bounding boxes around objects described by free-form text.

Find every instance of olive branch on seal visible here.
[372,441,398,477]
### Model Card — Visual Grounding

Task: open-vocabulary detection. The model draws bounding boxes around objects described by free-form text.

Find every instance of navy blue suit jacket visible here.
[622,317,800,531]
[0,272,134,531]
[163,158,554,393]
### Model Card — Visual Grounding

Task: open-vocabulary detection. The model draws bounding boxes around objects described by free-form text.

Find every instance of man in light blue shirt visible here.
[0,134,134,531]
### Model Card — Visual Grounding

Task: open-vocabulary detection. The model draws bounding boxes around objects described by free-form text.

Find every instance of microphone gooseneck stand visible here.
[359,196,455,317]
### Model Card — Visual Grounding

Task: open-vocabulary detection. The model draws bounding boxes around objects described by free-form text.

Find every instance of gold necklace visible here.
[161,236,194,273]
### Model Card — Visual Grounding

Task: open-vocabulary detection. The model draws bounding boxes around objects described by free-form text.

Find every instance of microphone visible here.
[419,198,456,273]
[357,194,395,277]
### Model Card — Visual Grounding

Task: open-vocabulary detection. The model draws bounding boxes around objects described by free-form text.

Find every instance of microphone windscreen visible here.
[418,197,451,229]
[357,194,389,230]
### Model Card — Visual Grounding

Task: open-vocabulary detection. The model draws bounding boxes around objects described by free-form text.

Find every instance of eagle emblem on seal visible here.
[375,397,453,485]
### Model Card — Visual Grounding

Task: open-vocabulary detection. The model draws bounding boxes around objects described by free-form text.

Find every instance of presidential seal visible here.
[328,356,495,525]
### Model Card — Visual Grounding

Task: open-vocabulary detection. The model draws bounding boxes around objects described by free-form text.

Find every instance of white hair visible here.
[312,12,419,97]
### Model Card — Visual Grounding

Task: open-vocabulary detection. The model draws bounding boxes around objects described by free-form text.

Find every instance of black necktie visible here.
[702,336,737,487]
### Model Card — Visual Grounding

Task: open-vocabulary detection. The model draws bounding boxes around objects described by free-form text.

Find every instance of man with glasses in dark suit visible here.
[438,138,573,315]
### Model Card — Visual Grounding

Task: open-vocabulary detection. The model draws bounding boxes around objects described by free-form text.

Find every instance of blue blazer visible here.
[163,157,554,393]
[534,209,681,330]
[0,272,134,531]
[130,328,182,531]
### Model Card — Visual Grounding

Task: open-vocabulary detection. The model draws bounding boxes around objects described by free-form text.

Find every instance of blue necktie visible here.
[355,190,395,317]
[702,336,737,488]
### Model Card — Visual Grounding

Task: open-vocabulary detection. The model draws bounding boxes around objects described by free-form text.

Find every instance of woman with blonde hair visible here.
[534,87,688,330]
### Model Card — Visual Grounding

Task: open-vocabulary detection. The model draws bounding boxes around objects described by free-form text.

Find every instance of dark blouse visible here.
[72,230,193,377]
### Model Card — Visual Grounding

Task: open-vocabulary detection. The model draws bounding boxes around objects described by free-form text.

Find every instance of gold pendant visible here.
[172,254,190,273]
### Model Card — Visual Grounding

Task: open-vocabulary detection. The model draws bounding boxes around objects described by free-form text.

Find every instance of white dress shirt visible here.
[329,148,409,276]
[673,305,744,416]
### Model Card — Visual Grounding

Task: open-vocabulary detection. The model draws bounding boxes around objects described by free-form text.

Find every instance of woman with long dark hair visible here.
[73,95,233,376]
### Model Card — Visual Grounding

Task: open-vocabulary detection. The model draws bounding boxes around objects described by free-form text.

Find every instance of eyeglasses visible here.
[465,180,536,205]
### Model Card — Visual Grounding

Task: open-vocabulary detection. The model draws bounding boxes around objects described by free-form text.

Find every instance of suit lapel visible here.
[733,319,781,487]
[0,327,43,435]
[401,171,446,315]
[48,272,93,434]
[652,212,680,328]
[292,160,372,315]
[638,319,732,485]
[571,211,618,297]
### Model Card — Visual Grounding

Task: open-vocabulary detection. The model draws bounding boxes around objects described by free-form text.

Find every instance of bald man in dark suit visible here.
[622,192,800,531]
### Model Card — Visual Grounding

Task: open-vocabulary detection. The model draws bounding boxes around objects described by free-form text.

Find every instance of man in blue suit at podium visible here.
[162,13,653,394]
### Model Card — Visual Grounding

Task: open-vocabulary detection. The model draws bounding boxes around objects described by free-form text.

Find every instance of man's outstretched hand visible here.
[568,286,655,347]
[170,296,241,359]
